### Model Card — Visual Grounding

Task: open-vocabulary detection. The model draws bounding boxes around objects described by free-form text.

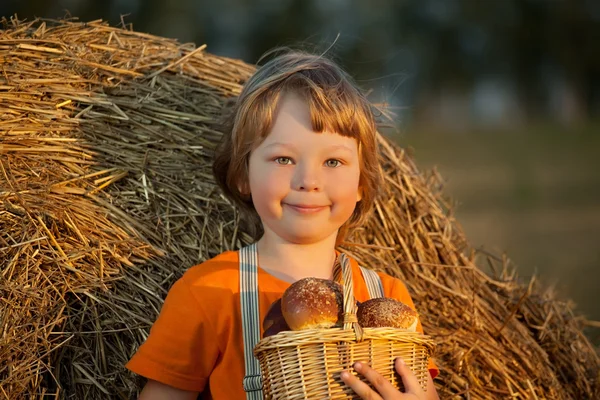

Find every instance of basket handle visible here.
[338,253,364,342]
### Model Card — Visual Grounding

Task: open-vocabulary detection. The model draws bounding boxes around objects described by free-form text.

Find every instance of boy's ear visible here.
[356,186,363,202]
[238,161,252,196]
[238,180,251,197]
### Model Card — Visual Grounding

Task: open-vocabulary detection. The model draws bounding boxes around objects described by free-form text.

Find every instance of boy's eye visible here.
[325,159,341,168]
[275,157,292,165]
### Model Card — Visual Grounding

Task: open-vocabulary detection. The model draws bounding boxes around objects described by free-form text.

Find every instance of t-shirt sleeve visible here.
[125,273,220,392]
[386,275,440,380]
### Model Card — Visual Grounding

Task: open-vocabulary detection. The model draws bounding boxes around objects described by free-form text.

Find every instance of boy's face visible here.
[247,92,362,245]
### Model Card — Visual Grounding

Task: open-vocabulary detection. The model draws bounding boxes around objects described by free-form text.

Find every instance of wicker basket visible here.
[253,254,435,399]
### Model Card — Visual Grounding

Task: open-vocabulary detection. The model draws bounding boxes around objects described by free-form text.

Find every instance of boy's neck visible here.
[256,232,338,283]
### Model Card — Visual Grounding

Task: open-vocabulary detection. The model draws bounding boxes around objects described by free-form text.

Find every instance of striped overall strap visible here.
[239,243,263,400]
[359,266,384,299]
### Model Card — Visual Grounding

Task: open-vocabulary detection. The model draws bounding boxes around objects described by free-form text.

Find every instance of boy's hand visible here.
[340,358,426,400]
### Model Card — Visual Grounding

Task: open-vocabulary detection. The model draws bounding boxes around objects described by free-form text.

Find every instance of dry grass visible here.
[0,16,598,399]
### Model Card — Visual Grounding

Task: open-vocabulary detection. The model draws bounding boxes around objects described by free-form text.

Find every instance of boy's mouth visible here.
[283,203,328,214]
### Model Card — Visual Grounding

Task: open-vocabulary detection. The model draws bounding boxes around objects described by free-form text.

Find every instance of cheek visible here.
[329,169,361,200]
[251,169,279,191]
[248,163,289,205]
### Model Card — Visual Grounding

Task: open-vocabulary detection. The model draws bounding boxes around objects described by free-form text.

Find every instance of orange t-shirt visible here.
[126,250,438,398]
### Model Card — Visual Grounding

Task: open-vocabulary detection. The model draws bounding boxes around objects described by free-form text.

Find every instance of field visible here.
[394,124,600,337]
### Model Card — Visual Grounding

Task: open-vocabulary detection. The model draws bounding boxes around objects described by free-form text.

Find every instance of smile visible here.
[284,203,328,214]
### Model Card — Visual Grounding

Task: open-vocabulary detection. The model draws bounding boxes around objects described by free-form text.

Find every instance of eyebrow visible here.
[263,142,354,153]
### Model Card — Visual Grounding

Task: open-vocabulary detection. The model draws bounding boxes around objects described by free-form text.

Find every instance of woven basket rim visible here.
[254,328,435,354]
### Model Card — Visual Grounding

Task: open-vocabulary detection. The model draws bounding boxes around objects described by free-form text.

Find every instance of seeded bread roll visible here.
[281,277,343,330]
[357,297,419,331]
[262,298,291,338]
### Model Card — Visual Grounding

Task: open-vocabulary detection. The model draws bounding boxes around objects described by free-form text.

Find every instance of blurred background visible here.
[3,0,599,334]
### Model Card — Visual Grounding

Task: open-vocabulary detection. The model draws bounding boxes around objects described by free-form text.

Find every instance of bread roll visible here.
[262,298,290,338]
[357,297,418,331]
[281,277,343,330]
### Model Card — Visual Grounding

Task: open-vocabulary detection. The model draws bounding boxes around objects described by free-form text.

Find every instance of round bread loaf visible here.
[281,277,343,330]
[262,298,291,338]
[357,297,419,331]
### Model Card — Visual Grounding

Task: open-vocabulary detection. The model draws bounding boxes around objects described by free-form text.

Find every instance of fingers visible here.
[341,367,382,400]
[342,362,401,400]
[394,358,424,395]
[342,359,426,399]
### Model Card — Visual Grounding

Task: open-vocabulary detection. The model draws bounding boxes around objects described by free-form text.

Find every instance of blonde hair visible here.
[213,49,383,241]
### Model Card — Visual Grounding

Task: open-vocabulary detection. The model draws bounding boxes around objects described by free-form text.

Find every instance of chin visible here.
[262,218,344,244]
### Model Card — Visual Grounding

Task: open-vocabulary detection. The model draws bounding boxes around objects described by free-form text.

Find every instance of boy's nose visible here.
[292,165,322,192]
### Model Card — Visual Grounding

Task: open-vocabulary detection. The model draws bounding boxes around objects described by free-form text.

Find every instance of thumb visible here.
[395,358,423,394]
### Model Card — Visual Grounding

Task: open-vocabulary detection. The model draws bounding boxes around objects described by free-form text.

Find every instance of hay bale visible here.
[0,16,598,399]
